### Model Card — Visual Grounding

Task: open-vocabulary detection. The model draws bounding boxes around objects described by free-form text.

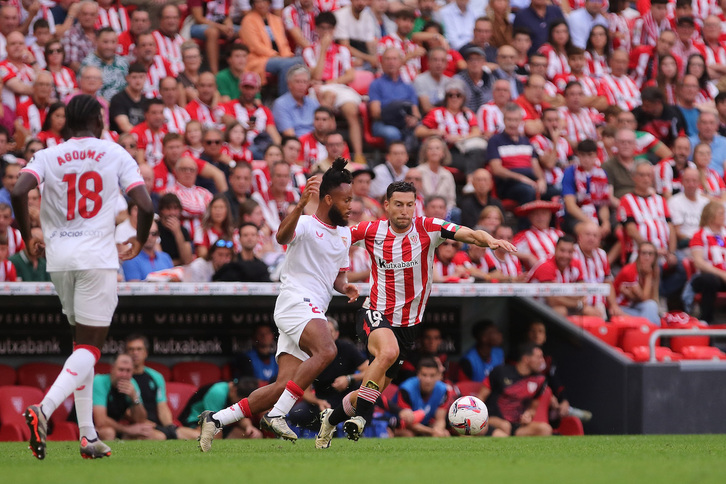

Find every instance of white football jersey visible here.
[21,137,144,272]
[278,214,351,311]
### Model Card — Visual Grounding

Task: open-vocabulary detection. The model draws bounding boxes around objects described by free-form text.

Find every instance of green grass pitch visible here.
[0,436,724,484]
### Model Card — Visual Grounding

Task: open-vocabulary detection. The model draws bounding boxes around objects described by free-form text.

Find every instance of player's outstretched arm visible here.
[334,271,359,303]
[454,226,517,252]
[120,185,155,261]
[11,172,44,256]
[277,175,321,245]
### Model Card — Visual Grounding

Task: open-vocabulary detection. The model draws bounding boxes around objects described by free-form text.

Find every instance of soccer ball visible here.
[448,396,489,435]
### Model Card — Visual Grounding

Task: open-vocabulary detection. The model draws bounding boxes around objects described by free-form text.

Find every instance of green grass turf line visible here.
[0,436,724,484]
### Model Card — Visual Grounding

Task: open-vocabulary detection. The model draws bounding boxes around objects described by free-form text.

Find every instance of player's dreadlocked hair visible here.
[65,94,103,134]
[319,157,352,198]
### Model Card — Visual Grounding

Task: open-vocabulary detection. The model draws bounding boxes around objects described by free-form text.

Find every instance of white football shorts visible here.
[50,269,118,327]
[273,294,327,362]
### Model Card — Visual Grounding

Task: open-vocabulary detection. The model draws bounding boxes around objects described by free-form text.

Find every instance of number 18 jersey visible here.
[21,137,144,272]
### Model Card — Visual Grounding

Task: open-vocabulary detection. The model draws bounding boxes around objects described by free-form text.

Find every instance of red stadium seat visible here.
[172,362,221,388]
[455,380,483,397]
[557,416,585,436]
[620,324,660,354]
[533,386,552,423]
[220,363,231,382]
[0,364,16,386]
[48,421,79,441]
[610,316,657,350]
[17,362,63,391]
[631,346,682,362]
[166,382,198,426]
[359,103,386,151]
[94,362,112,375]
[350,70,375,96]
[0,386,44,441]
[571,316,619,347]
[680,346,726,360]
[145,361,171,382]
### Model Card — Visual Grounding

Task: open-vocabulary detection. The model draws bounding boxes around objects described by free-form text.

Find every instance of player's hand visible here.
[299,175,321,207]
[520,410,533,425]
[558,400,571,418]
[116,379,136,397]
[342,283,359,303]
[488,237,517,253]
[332,375,350,391]
[119,237,143,261]
[26,236,45,257]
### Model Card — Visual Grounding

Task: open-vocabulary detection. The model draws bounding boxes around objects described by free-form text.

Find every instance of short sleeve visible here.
[21,153,46,185]
[116,146,144,193]
[528,261,557,283]
[561,166,576,197]
[350,221,371,244]
[152,371,166,403]
[92,374,110,407]
[421,110,438,129]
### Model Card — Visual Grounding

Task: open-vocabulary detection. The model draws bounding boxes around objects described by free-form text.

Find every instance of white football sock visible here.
[41,348,96,417]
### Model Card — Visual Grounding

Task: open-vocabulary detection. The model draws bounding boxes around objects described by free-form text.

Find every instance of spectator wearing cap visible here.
[528,235,601,318]
[414,47,451,115]
[272,65,319,138]
[217,44,250,102]
[512,0,564,55]
[222,72,281,159]
[122,220,174,281]
[513,200,563,269]
[370,141,409,200]
[487,102,546,207]
[368,47,421,146]
[351,167,383,219]
[673,16,700,63]
[435,0,477,52]
[302,12,365,165]
[455,46,494,112]
[241,0,303,96]
[566,0,608,50]
[415,77,484,175]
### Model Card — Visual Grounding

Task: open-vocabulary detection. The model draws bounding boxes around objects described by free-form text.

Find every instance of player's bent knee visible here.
[377,346,400,366]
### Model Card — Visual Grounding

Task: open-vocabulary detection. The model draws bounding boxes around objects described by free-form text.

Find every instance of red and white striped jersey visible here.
[152,156,206,193]
[152,30,184,75]
[0,60,33,110]
[297,132,326,172]
[617,192,671,256]
[483,248,522,278]
[693,0,720,21]
[16,100,48,138]
[557,106,598,145]
[3,226,24,257]
[690,226,726,271]
[130,122,167,167]
[614,262,639,306]
[186,99,226,130]
[537,43,569,80]
[315,0,339,10]
[351,217,461,327]
[251,164,271,195]
[607,13,631,52]
[643,79,677,105]
[165,181,213,240]
[699,167,725,197]
[38,131,64,148]
[514,227,564,262]
[553,73,600,98]
[584,50,608,79]
[655,159,695,196]
[117,30,137,57]
[476,102,504,135]
[193,226,241,253]
[530,134,572,168]
[433,255,466,281]
[631,12,671,47]
[49,67,77,100]
[221,100,275,145]
[302,42,352,81]
[377,33,420,84]
[573,244,610,307]
[527,256,585,283]
[221,143,253,164]
[164,104,191,134]
[143,56,175,99]
[251,186,300,232]
[695,40,726,69]
[96,6,130,35]
[421,107,477,138]
[598,74,642,111]
[0,259,16,282]
[29,42,45,69]
[283,3,318,48]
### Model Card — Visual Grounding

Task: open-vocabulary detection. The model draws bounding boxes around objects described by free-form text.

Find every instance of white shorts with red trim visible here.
[273,294,327,362]
[50,269,118,327]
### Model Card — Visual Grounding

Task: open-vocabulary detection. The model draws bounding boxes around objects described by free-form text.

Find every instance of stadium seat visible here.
[0,364,16,386]
[350,70,375,96]
[631,346,682,362]
[172,362,221,388]
[662,315,709,353]
[610,316,657,351]
[679,346,726,360]
[166,382,198,426]
[48,421,79,441]
[557,416,585,436]
[0,386,44,441]
[17,362,63,391]
[145,361,172,381]
[220,363,231,381]
[359,103,386,151]
[571,316,618,347]
[455,380,483,398]
[94,362,112,375]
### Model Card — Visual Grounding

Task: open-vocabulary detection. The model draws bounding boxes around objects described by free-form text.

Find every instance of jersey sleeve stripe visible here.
[124,180,145,194]
[20,167,42,185]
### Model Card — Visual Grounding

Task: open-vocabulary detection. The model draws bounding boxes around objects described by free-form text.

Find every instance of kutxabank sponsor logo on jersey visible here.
[377,257,420,270]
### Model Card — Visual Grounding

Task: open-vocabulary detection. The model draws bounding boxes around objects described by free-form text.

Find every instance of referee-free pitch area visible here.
[0,435,724,484]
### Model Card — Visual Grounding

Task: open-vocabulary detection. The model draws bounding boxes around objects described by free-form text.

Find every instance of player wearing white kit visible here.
[11,95,155,460]
[315,181,517,448]
[197,158,359,451]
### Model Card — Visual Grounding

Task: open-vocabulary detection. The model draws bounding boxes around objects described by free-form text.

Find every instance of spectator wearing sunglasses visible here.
[213,223,271,282]
[121,221,174,281]
[184,238,235,282]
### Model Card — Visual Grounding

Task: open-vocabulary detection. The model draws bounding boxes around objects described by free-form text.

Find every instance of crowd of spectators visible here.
[4,0,726,324]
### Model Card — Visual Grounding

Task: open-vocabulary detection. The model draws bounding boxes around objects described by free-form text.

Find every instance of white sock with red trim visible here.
[267,381,304,418]
[74,368,98,440]
[213,398,251,426]
[41,346,98,418]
